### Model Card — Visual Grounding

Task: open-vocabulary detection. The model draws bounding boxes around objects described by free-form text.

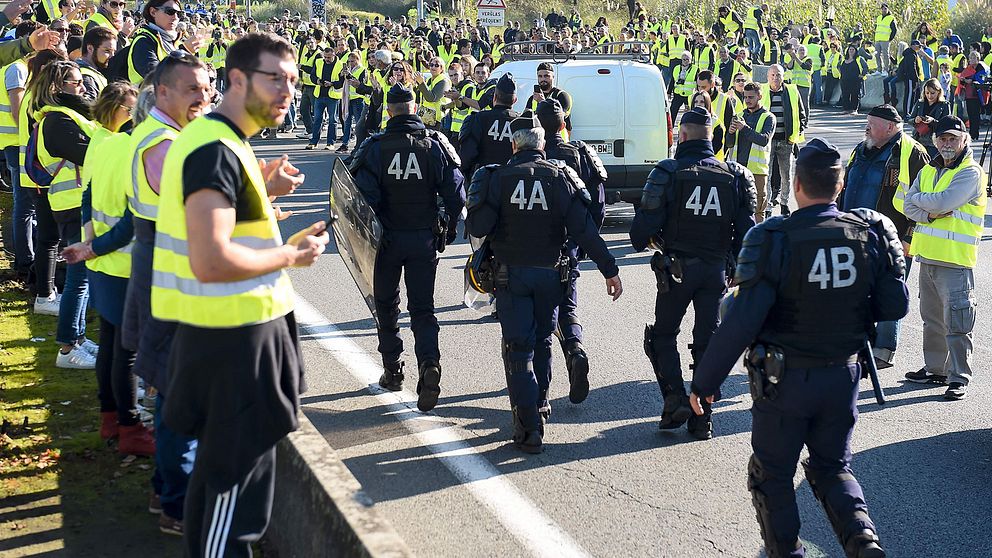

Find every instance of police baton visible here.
[860,339,886,405]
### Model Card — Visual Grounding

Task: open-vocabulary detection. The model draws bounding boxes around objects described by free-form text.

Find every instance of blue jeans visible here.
[811,71,823,105]
[53,208,88,345]
[745,29,762,60]
[340,98,365,145]
[151,393,196,520]
[310,96,338,145]
[8,145,34,274]
[875,256,914,352]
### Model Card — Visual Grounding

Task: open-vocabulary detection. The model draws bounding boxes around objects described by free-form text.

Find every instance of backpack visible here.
[105,28,155,83]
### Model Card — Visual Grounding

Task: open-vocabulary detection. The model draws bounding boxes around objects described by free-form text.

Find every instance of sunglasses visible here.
[157,6,180,16]
[51,26,69,33]
[107,1,126,7]
[429,62,442,67]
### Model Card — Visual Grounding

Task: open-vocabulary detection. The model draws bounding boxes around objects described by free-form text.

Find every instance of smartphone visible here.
[533,84,541,94]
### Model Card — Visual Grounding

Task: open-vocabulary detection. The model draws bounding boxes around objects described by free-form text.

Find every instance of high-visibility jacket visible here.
[651,40,667,66]
[418,73,450,125]
[298,43,323,87]
[128,113,180,221]
[666,35,688,64]
[344,65,369,103]
[84,129,133,278]
[790,56,812,88]
[950,53,966,86]
[85,11,115,32]
[438,43,457,66]
[39,0,61,22]
[909,155,987,268]
[874,14,895,43]
[0,60,25,149]
[313,57,345,98]
[151,116,295,327]
[761,39,779,65]
[759,83,805,144]
[883,133,924,216]
[823,51,841,78]
[80,64,108,93]
[807,43,823,72]
[781,52,795,82]
[743,7,761,32]
[695,44,716,72]
[720,14,740,37]
[863,47,878,71]
[491,43,504,65]
[17,91,35,190]
[449,80,475,134]
[729,111,772,175]
[203,41,227,70]
[36,105,99,211]
[673,64,699,97]
[128,27,169,84]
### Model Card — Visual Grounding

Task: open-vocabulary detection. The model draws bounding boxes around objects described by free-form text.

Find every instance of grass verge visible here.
[0,192,182,557]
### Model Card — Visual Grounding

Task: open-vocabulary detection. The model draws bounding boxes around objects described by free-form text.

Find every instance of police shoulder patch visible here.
[426,129,462,167]
[571,139,609,183]
[467,164,500,210]
[640,159,677,211]
[734,218,782,287]
[848,207,906,278]
[346,134,380,174]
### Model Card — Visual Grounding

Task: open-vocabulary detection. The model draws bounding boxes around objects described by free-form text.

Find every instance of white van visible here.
[490,50,671,205]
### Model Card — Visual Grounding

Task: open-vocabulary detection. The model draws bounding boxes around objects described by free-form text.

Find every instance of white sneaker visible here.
[78,338,99,356]
[34,294,60,316]
[55,346,97,369]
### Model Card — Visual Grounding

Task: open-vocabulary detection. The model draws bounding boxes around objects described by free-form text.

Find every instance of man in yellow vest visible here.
[760,65,807,218]
[840,105,930,368]
[901,115,985,401]
[77,26,115,100]
[727,82,775,221]
[742,3,767,63]
[873,2,897,74]
[155,33,328,555]
[2,21,36,283]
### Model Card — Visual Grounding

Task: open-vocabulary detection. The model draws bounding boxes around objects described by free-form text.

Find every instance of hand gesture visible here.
[28,26,61,52]
[62,241,96,264]
[286,221,329,267]
[689,392,714,416]
[533,90,546,102]
[260,155,305,197]
[605,275,622,301]
[121,16,136,36]
[3,0,31,23]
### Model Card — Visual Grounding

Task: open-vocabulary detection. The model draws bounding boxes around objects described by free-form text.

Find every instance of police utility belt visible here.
[745,344,860,401]
[465,246,570,294]
[649,239,702,294]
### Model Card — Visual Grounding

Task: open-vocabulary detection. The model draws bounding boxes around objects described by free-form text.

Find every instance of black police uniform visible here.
[351,85,466,412]
[465,117,618,453]
[691,140,910,558]
[537,99,608,405]
[458,74,520,178]
[629,108,757,439]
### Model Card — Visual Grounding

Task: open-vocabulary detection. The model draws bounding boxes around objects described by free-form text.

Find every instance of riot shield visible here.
[463,234,496,314]
[329,158,382,324]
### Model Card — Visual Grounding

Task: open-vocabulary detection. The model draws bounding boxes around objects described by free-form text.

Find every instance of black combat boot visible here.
[378,360,404,391]
[687,398,713,440]
[564,341,590,404]
[416,360,442,412]
[658,388,692,430]
[538,389,551,423]
[512,407,543,454]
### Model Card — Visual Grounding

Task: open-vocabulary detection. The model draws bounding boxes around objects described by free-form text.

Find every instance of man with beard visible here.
[524,62,572,139]
[154,33,328,555]
[840,104,928,368]
[77,27,115,100]
[123,50,211,536]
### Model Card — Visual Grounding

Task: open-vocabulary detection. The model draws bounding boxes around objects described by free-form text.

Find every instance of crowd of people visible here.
[0,0,988,555]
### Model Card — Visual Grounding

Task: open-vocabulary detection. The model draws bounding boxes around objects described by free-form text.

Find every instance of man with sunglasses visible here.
[85,0,130,36]
[155,34,327,556]
[77,26,116,100]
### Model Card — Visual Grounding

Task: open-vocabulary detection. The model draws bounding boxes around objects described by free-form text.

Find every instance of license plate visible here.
[587,141,613,155]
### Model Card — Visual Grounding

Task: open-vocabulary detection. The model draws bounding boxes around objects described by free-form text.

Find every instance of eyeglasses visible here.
[157,6,180,16]
[245,67,298,87]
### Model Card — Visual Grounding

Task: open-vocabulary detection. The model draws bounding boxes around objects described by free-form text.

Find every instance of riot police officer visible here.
[629,107,756,440]
[351,84,467,413]
[458,73,520,178]
[689,139,910,558]
[535,98,608,407]
[465,113,622,454]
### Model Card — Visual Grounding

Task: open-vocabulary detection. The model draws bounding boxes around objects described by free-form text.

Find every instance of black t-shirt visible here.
[182,113,263,222]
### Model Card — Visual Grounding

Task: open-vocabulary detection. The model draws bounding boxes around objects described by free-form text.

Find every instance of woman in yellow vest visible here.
[27,60,100,369]
[690,90,726,160]
[128,0,198,84]
[62,82,156,454]
[413,54,450,130]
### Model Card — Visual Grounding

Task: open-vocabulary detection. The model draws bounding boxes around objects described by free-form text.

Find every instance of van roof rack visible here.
[502,40,654,64]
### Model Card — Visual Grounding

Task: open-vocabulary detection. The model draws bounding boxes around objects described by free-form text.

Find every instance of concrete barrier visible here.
[747,65,912,110]
[266,413,413,558]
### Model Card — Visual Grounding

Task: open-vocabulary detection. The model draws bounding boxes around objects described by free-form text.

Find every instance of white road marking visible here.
[294,296,593,558]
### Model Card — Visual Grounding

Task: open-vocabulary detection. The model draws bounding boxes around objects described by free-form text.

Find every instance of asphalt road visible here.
[253,109,992,558]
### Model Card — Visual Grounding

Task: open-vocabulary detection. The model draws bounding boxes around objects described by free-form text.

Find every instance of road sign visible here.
[477,0,506,8]
[477,7,505,27]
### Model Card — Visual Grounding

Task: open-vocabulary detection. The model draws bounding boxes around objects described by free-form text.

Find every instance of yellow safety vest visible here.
[759,83,805,144]
[666,35,687,63]
[344,64,369,103]
[696,45,715,72]
[674,64,699,97]
[782,53,794,82]
[874,14,895,43]
[743,7,760,32]
[807,43,823,72]
[84,130,133,278]
[417,73,449,126]
[151,117,295,328]
[128,113,180,221]
[492,43,503,65]
[298,44,322,87]
[35,105,98,211]
[730,111,772,175]
[864,48,878,72]
[886,134,923,215]
[790,57,812,88]
[313,57,345,99]
[438,43,457,66]
[80,65,108,93]
[720,14,740,37]
[40,0,61,22]
[18,91,35,190]
[950,53,966,86]
[85,11,115,32]
[823,51,841,78]
[0,60,25,149]
[449,81,475,134]
[909,156,987,268]
[128,27,169,84]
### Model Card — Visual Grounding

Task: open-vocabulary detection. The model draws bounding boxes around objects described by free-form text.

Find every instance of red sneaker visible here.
[118,423,156,456]
[99,412,119,440]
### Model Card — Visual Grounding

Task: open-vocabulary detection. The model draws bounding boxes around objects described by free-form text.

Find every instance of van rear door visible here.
[618,62,669,202]
[560,60,626,186]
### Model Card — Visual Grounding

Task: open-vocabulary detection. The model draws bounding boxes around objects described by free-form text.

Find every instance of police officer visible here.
[351,83,466,413]
[630,107,756,440]
[535,98,608,407]
[689,139,910,558]
[458,73,520,178]
[465,113,622,454]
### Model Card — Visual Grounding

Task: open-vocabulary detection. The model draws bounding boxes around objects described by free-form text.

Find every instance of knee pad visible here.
[802,460,874,554]
[748,456,801,558]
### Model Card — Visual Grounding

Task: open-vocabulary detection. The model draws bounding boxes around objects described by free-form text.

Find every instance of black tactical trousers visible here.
[649,259,725,394]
